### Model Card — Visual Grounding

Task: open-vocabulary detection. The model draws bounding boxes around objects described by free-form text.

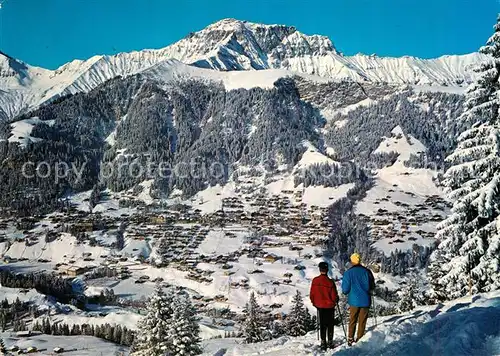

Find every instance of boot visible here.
[327,330,334,349]
[320,341,328,351]
[347,338,355,347]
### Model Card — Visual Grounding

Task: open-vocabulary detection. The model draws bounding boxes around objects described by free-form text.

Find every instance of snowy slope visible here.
[202,290,500,355]
[8,116,55,147]
[143,59,325,91]
[0,19,484,119]
[357,126,447,255]
[280,52,481,86]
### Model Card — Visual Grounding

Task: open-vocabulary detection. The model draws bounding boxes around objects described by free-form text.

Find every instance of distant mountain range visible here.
[0,18,485,120]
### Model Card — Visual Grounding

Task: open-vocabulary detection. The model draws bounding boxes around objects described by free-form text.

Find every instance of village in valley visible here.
[0,158,451,354]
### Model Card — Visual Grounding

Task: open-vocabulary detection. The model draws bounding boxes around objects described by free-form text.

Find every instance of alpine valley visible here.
[0,18,498,356]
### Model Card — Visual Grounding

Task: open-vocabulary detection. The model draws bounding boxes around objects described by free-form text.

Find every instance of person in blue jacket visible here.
[341,253,375,346]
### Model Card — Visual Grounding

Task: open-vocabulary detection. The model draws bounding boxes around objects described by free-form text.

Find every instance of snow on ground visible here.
[33,309,142,331]
[368,125,441,197]
[295,141,337,169]
[135,179,155,205]
[8,117,55,148]
[357,170,443,256]
[320,98,376,124]
[121,236,151,259]
[196,227,249,255]
[187,182,238,215]
[371,231,435,254]
[301,184,355,208]
[265,175,296,195]
[104,114,127,147]
[104,130,116,147]
[0,286,49,305]
[90,192,137,218]
[69,190,92,212]
[146,59,331,92]
[265,174,354,208]
[1,333,128,355]
[74,237,336,316]
[91,230,116,247]
[334,119,348,128]
[4,233,109,267]
[262,144,354,208]
[374,125,426,162]
[69,189,138,218]
[412,84,467,95]
[203,290,500,355]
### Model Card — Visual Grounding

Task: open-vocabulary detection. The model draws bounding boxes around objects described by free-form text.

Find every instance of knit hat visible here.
[350,253,361,265]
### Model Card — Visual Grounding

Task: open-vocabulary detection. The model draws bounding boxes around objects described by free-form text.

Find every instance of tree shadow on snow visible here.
[428,303,445,318]
[334,305,500,356]
[446,302,470,314]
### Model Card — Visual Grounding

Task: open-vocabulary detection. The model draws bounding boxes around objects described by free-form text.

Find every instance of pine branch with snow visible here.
[397,275,421,312]
[0,338,5,354]
[428,15,500,300]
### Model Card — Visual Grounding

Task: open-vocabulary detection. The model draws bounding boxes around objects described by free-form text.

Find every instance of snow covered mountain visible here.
[0,18,485,120]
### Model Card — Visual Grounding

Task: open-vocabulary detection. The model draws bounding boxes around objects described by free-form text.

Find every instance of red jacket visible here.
[310,274,339,309]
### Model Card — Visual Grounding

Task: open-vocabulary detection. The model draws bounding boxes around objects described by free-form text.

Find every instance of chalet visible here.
[62,265,86,277]
[16,330,41,338]
[264,253,281,263]
[73,221,94,232]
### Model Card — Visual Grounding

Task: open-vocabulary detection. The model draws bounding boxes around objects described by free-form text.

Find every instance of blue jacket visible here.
[341,265,375,307]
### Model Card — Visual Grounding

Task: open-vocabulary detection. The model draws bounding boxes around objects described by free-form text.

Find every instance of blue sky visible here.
[1,0,498,69]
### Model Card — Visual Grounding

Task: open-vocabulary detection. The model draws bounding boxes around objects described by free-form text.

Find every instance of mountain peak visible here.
[0,19,486,120]
[161,18,336,71]
[0,50,29,81]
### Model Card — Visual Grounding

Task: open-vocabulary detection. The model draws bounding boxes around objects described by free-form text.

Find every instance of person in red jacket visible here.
[310,261,339,350]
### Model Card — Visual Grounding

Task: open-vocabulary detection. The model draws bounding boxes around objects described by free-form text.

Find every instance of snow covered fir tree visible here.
[132,284,201,356]
[397,275,421,313]
[428,16,500,300]
[285,290,315,337]
[132,285,174,356]
[168,293,202,356]
[241,292,268,343]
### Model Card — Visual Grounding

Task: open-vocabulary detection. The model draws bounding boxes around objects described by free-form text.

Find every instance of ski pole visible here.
[372,295,377,328]
[336,303,347,342]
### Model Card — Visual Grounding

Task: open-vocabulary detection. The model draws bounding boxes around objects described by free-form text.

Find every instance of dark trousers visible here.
[317,308,334,344]
[348,306,369,341]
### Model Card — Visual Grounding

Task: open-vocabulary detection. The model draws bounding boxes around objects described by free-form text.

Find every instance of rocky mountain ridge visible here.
[0,18,484,120]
